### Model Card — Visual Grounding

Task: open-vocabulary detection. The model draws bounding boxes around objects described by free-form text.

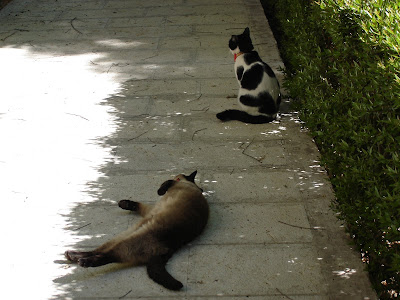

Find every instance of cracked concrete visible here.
[0,0,377,299]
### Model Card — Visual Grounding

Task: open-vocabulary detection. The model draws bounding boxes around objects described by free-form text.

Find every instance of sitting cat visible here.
[217,27,281,124]
[65,171,209,291]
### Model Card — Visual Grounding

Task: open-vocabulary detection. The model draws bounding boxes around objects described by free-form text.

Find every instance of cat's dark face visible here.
[229,27,254,54]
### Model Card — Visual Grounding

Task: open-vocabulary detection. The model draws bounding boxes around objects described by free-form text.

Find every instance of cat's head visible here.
[174,171,203,191]
[229,27,254,54]
[174,170,197,183]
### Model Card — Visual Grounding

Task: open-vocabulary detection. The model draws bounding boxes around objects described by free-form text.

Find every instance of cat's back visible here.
[238,51,277,79]
[154,182,208,247]
[161,182,208,218]
[235,51,280,99]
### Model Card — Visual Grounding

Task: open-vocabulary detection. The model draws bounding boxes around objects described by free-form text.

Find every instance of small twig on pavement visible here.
[241,138,263,163]
[119,289,132,299]
[190,106,209,112]
[276,288,295,300]
[73,223,91,231]
[278,221,323,230]
[0,31,16,42]
[147,137,157,146]
[192,128,207,141]
[107,63,117,73]
[128,131,148,141]
[193,93,202,101]
[186,93,203,103]
[70,17,82,34]
[143,54,158,60]
[65,112,89,121]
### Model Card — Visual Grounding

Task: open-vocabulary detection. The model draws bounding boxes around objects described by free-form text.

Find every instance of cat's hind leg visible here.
[147,255,183,291]
[66,250,119,267]
[77,253,117,268]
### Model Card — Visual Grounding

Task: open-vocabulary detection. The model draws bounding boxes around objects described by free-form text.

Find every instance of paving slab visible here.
[206,169,332,202]
[0,0,377,299]
[186,244,324,296]
[202,203,314,244]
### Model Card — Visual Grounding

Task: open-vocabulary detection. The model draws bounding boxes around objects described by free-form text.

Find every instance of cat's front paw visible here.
[216,111,231,121]
[64,250,76,262]
[118,200,139,211]
[65,250,90,262]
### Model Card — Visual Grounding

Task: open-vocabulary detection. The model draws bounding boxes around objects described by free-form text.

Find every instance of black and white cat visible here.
[65,171,208,291]
[217,27,281,124]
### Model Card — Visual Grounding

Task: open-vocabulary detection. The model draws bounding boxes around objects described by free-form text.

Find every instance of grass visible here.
[260,0,400,298]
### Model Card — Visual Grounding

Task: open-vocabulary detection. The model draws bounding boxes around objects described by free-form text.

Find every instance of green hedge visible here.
[260,0,400,298]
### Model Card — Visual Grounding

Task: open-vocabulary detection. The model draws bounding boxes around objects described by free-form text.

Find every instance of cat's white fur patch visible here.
[234,55,280,118]
[230,46,240,55]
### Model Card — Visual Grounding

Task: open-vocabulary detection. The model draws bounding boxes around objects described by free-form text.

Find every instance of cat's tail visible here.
[147,255,183,291]
[216,109,275,124]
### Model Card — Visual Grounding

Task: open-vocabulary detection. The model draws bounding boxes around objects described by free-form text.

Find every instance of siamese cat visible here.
[217,27,281,124]
[65,171,208,291]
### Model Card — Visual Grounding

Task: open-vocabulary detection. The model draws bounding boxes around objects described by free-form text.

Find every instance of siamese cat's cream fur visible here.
[65,171,208,291]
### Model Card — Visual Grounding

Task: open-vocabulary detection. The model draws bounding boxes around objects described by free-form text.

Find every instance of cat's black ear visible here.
[185,170,197,183]
[243,27,250,36]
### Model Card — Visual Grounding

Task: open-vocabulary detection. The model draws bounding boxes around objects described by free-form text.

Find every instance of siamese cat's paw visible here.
[65,250,92,262]
[118,200,139,211]
[64,250,77,262]
[78,257,95,268]
[78,255,107,268]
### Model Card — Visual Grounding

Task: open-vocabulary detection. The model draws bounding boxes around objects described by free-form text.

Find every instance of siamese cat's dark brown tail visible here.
[147,255,183,291]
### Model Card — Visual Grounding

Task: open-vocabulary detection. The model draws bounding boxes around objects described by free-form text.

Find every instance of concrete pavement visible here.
[0,0,377,299]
